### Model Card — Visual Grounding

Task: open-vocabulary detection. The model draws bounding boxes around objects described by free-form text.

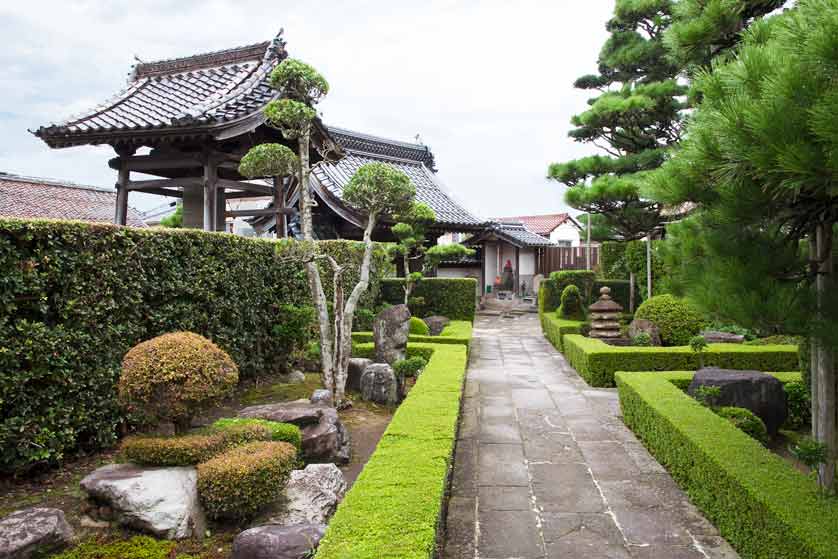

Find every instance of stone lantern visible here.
[588,286,623,340]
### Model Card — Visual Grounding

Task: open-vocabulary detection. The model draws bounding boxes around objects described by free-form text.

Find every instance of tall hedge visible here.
[541,270,597,312]
[600,241,628,279]
[380,278,477,321]
[0,218,388,472]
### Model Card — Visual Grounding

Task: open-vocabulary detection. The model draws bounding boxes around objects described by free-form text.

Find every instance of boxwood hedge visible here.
[316,340,469,558]
[563,334,799,387]
[352,320,473,348]
[616,371,838,559]
[380,278,477,321]
[539,311,584,353]
[0,218,387,472]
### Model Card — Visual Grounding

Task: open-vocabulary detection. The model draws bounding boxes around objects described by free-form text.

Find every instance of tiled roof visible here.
[492,213,576,236]
[465,221,556,248]
[34,34,287,147]
[0,172,147,227]
[312,127,482,229]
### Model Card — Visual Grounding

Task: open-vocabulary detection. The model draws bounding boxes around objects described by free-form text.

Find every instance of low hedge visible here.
[563,334,799,387]
[352,320,473,348]
[197,440,297,520]
[212,418,301,450]
[380,278,477,321]
[315,341,468,558]
[616,371,838,559]
[540,311,584,353]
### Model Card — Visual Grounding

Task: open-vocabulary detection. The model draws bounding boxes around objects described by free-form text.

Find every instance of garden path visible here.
[442,313,739,559]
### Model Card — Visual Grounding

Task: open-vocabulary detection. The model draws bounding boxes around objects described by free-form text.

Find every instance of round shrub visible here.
[558,284,585,320]
[632,332,652,347]
[715,406,769,444]
[409,316,430,336]
[634,295,706,346]
[212,418,302,450]
[118,332,239,434]
[197,440,297,520]
[393,356,428,378]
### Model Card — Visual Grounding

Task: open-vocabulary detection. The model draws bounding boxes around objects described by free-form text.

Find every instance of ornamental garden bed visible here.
[616,370,838,559]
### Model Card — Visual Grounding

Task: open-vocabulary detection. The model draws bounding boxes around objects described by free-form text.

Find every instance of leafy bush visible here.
[706,321,757,341]
[558,284,585,320]
[617,371,838,559]
[353,308,376,332]
[0,218,387,473]
[635,294,707,346]
[550,270,596,302]
[212,418,301,450]
[784,381,810,430]
[600,241,628,279]
[380,278,477,320]
[632,332,652,347]
[393,356,428,378]
[118,332,239,433]
[409,316,430,336]
[746,334,803,346]
[197,440,297,520]
[271,304,315,364]
[716,406,768,444]
[791,437,828,472]
[693,385,721,407]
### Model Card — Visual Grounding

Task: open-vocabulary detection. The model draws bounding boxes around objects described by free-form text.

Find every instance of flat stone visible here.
[701,331,745,344]
[264,464,346,526]
[613,507,692,546]
[510,388,556,409]
[477,443,528,486]
[477,509,543,558]
[238,401,326,426]
[232,523,326,559]
[542,512,630,558]
[477,418,521,443]
[0,507,74,559]
[442,496,475,556]
[450,440,477,498]
[478,486,531,510]
[530,463,605,513]
[578,441,638,481]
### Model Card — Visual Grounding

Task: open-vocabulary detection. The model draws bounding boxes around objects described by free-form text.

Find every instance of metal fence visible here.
[537,246,599,274]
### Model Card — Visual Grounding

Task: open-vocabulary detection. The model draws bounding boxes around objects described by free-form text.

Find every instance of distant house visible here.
[493,213,583,246]
[0,172,147,227]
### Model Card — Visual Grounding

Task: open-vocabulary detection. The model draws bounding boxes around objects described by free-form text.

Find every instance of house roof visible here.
[465,221,556,248]
[34,33,288,148]
[492,213,577,236]
[0,172,147,227]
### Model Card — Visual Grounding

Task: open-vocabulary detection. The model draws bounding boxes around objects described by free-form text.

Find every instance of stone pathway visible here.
[443,313,738,559]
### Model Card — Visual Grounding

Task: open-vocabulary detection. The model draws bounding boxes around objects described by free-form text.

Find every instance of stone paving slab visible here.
[442,313,739,559]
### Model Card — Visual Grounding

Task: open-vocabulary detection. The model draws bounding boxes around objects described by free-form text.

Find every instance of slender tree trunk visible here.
[814,221,836,493]
[403,251,412,305]
[646,236,653,300]
[629,271,636,313]
[586,216,592,271]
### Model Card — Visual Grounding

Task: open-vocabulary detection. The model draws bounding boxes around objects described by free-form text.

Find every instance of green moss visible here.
[51,536,180,559]
[239,373,322,405]
[616,370,838,559]
[212,418,302,450]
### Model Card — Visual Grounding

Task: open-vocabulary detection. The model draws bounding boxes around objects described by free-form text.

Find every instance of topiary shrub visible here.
[558,284,585,320]
[549,270,597,304]
[634,294,707,346]
[212,418,302,450]
[118,332,239,434]
[393,356,428,378]
[197,440,297,520]
[409,316,430,336]
[120,421,273,466]
[715,406,769,444]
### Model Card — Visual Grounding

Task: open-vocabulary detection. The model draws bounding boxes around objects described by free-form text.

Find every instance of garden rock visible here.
[423,315,450,336]
[238,402,350,463]
[310,389,333,407]
[0,507,74,559]
[347,357,373,392]
[278,370,306,384]
[360,363,399,405]
[79,463,205,540]
[267,464,347,526]
[688,368,787,435]
[232,523,326,559]
[373,304,411,364]
[701,330,745,344]
[628,319,662,346]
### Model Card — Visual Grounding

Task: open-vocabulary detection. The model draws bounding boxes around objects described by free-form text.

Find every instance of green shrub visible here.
[693,385,722,407]
[271,304,315,360]
[632,332,652,347]
[380,278,476,321]
[353,308,375,332]
[197,440,297,520]
[600,241,628,279]
[558,284,585,320]
[50,536,177,559]
[616,371,838,559]
[791,437,829,471]
[0,218,388,473]
[317,342,467,559]
[746,334,803,346]
[393,356,428,378]
[706,322,757,341]
[539,312,584,353]
[121,422,273,466]
[784,381,810,430]
[212,418,302,450]
[563,334,799,387]
[715,406,768,444]
[409,316,430,336]
[635,294,707,346]
[550,270,596,305]
[593,279,631,309]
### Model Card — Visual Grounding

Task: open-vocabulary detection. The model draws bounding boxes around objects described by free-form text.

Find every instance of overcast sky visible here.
[0,0,615,218]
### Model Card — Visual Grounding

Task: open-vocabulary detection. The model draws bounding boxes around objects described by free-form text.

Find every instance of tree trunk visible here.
[586,215,592,271]
[814,221,836,493]
[646,236,653,300]
[403,251,411,305]
[629,271,636,313]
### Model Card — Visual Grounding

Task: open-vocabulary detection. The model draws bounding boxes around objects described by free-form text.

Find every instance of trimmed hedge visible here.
[381,278,476,321]
[593,279,631,309]
[540,312,584,353]
[409,316,431,336]
[352,320,473,348]
[212,418,301,450]
[617,371,838,559]
[197,440,297,520]
[600,240,627,279]
[0,218,388,472]
[316,341,468,558]
[563,334,799,387]
[540,270,597,312]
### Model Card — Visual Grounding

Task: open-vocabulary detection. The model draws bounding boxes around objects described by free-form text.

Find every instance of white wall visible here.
[549,222,581,246]
[483,242,498,294]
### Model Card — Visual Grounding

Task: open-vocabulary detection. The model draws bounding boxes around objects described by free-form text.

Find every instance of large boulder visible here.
[239,402,350,464]
[373,304,411,364]
[347,358,373,392]
[628,319,662,346]
[232,524,326,559]
[0,507,74,559]
[360,363,399,406]
[701,330,746,344]
[79,463,205,540]
[423,315,450,336]
[266,464,347,526]
[688,368,788,435]
[278,370,306,384]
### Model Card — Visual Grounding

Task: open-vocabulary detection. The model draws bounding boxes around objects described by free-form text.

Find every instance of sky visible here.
[0,0,616,219]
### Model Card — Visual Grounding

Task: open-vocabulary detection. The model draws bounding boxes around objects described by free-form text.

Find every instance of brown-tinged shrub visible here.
[197,441,297,520]
[118,332,239,434]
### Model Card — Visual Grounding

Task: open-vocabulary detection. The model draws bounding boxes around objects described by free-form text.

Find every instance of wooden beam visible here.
[114,162,129,226]
[226,208,295,218]
[110,153,203,172]
[142,188,183,198]
[224,190,274,199]
[216,178,273,195]
[126,178,201,191]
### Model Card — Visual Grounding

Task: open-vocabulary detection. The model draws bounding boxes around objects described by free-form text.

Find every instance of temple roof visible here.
[465,221,556,248]
[0,172,147,227]
[34,34,288,148]
[492,213,579,236]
